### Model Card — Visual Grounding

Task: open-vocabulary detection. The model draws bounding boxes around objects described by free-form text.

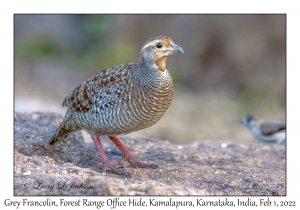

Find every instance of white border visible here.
[1,0,299,209]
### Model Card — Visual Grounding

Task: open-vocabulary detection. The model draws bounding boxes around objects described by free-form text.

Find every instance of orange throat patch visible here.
[155,56,169,71]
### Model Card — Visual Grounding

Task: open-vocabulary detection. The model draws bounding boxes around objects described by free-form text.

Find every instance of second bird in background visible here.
[240,115,286,144]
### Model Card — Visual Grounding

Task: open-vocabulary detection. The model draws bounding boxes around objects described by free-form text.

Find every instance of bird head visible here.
[240,114,259,128]
[140,36,184,71]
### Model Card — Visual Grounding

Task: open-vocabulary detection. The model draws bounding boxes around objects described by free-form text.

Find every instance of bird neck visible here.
[137,56,166,85]
[155,56,169,71]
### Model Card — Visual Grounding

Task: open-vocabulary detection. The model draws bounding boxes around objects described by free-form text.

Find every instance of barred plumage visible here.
[49,36,184,175]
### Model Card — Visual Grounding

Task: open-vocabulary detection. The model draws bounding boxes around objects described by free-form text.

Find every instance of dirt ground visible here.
[14,112,286,196]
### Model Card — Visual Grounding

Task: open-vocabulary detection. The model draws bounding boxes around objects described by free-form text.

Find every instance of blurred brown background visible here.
[14,14,286,144]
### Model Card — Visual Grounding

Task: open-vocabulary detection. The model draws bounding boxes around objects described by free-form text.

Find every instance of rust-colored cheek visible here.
[155,56,169,71]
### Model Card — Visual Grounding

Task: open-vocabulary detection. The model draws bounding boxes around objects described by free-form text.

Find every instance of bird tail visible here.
[49,122,74,145]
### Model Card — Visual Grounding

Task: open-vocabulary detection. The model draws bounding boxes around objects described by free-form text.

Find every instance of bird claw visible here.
[101,161,129,175]
[110,168,130,176]
[129,162,158,169]
[125,157,158,169]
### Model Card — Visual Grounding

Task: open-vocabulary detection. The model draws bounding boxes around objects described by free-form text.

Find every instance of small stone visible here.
[22,171,31,176]
[220,143,227,148]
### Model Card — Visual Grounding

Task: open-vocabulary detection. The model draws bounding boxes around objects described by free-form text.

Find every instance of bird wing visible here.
[260,119,286,136]
[62,63,138,113]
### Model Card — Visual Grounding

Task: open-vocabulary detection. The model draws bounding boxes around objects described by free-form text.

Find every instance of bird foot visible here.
[125,156,158,169]
[102,161,129,175]
[108,136,159,170]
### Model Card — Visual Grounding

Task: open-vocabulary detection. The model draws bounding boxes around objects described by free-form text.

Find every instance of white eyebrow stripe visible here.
[140,40,158,52]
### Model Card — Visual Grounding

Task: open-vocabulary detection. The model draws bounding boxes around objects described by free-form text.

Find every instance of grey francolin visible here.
[49,36,184,175]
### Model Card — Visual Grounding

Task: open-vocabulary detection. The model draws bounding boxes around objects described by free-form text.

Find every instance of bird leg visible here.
[108,136,158,169]
[91,135,128,175]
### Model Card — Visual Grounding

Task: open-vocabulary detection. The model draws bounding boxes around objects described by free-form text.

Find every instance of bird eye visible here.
[156,43,163,48]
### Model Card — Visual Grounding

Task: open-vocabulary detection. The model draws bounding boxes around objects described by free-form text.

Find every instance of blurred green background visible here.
[14,14,286,144]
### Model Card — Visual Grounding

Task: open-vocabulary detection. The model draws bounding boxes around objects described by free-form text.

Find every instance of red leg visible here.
[91,135,129,175]
[108,136,158,169]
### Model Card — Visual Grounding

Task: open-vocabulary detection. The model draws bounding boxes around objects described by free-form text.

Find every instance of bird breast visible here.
[70,67,173,136]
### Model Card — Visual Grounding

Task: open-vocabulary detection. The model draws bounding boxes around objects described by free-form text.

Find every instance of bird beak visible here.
[172,44,184,53]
